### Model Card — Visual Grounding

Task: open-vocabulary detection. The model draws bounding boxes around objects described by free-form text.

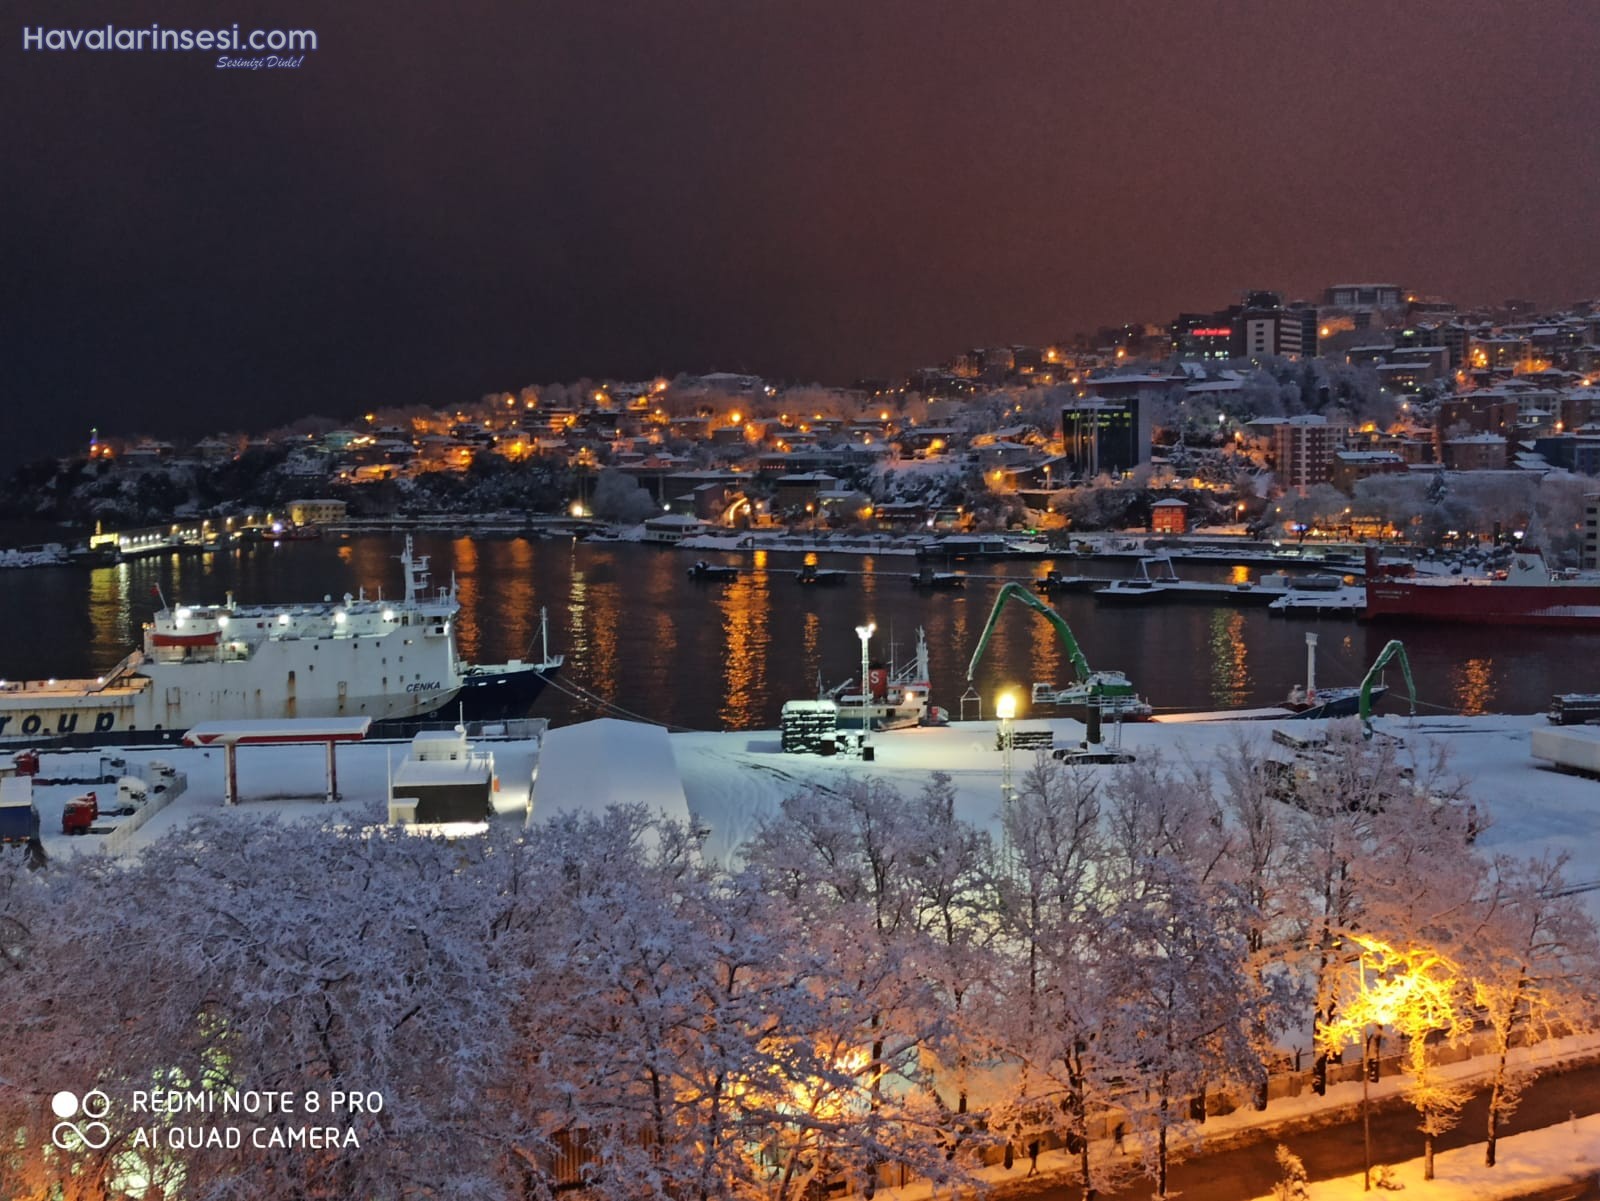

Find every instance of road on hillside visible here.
[1000,1060,1600,1201]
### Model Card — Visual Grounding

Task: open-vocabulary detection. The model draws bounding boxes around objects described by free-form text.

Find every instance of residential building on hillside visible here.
[1273,414,1340,488]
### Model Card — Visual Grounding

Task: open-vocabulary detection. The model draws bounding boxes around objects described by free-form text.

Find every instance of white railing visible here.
[99,770,187,856]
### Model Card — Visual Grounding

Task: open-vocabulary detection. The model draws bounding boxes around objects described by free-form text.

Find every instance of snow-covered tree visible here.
[1469,853,1600,1168]
[1097,757,1259,1198]
[589,469,658,523]
[984,754,1128,1197]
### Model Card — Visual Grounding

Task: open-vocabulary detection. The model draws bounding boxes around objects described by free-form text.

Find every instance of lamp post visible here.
[855,622,876,759]
[996,691,1017,803]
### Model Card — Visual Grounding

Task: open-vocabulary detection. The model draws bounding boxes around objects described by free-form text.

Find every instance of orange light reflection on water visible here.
[450,537,480,662]
[1208,610,1249,707]
[716,568,772,728]
[1452,657,1495,715]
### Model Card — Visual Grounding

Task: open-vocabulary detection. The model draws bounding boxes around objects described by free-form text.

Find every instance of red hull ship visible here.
[1362,549,1600,629]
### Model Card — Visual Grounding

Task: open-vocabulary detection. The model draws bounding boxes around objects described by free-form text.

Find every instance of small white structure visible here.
[1531,727,1600,776]
[388,728,496,828]
[533,719,692,829]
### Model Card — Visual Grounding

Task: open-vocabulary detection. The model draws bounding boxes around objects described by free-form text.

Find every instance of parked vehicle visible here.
[0,777,40,845]
[62,792,99,835]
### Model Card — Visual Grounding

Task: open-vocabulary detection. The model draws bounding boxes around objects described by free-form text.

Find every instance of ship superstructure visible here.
[0,537,463,740]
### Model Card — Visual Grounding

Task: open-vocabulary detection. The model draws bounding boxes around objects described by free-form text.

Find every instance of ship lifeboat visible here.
[150,629,222,648]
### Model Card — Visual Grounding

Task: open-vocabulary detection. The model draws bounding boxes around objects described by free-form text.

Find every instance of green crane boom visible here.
[967,583,1094,684]
[1360,639,1415,735]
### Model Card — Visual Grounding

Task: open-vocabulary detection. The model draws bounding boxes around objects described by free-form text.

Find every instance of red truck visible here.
[61,792,98,836]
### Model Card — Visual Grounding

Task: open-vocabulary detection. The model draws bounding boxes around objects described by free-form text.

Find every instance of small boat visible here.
[686,560,740,581]
[1269,587,1366,616]
[910,567,965,590]
[1034,570,1094,594]
[1282,633,1385,720]
[796,564,847,586]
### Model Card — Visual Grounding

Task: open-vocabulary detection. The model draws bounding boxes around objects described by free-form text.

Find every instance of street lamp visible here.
[996,691,1017,803]
[855,622,876,760]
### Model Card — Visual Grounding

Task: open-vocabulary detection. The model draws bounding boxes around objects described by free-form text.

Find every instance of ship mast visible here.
[399,535,432,606]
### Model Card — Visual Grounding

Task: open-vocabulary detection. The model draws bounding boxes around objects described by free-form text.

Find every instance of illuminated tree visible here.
[1321,936,1472,1182]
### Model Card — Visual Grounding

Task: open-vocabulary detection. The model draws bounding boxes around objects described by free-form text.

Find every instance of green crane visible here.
[966,584,1146,723]
[1359,639,1416,737]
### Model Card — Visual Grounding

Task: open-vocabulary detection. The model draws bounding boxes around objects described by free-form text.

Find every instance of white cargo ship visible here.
[0,537,463,740]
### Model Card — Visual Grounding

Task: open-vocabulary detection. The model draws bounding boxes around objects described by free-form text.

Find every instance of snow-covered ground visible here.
[25,713,1600,940]
[21,711,1600,934]
[26,736,542,859]
[668,713,1600,921]
[1245,1116,1600,1200]
[872,1030,1600,1201]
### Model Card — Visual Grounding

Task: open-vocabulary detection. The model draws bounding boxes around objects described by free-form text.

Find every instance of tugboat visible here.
[828,628,946,731]
[687,560,740,582]
[456,607,565,719]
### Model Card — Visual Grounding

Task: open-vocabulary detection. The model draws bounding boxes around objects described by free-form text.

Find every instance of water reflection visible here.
[716,567,772,728]
[1453,657,1496,715]
[450,537,480,662]
[1208,610,1249,707]
[86,566,129,663]
[801,611,821,692]
[3,537,1595,732]
[496,538,537,659]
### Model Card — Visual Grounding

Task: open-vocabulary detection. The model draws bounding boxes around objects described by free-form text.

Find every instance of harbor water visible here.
[1,534,1594,731]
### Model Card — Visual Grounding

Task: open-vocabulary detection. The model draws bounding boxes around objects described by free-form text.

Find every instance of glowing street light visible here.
[855,623,876,760]
[996,691,1017,803]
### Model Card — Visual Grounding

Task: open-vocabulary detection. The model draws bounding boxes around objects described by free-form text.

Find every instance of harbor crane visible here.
[966,584,1151,740]
[1358,639,1416,737]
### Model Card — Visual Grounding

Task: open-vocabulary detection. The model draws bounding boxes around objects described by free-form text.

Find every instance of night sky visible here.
[5,0,1600,464]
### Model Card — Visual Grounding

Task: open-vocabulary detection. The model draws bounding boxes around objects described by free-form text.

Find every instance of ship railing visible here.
[88,652,144,692]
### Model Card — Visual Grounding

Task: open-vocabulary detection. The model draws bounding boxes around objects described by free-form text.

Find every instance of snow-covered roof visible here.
[184,718,373,745]
[534,719,692,827]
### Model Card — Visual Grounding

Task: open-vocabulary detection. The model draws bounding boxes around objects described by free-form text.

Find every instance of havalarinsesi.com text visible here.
[22,25,317,53]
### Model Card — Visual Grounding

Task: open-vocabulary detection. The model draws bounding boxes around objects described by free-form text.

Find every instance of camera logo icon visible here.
[51,1090,112,1151]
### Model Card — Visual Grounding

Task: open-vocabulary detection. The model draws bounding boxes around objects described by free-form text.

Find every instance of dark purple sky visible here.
[4,0,1599,462]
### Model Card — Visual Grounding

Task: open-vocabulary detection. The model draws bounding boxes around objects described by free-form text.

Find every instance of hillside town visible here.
[5,285,1600,567]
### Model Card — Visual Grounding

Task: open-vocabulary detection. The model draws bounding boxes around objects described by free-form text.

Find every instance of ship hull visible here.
[1363,581,1600,628]
[456,662,557,720]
